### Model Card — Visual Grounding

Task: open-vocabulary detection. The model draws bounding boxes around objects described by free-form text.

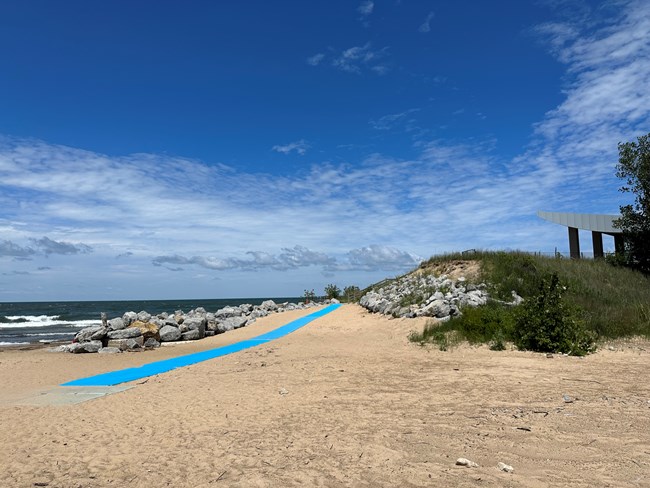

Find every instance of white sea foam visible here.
[26,332,77,337]
[0,316,100,328]
[0,341,30,346]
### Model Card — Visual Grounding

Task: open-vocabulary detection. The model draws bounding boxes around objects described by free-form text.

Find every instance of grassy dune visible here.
[409,251,650,349]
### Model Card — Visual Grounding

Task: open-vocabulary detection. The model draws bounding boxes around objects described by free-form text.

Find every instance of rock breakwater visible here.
[359,272,491,319]
[53,299,337,354]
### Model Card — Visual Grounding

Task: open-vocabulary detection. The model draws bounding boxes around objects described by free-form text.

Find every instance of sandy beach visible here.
[1,304,648,487]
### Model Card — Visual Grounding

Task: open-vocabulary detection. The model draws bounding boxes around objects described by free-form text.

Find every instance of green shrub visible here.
[324,284,341,300]
[409,302,515,348]
[450,302,516,344]
[513,273,596,356]
[489,328,507,351]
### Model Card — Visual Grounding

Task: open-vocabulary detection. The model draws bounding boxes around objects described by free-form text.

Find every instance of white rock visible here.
[498,462,514,473]
[456,458,479,468]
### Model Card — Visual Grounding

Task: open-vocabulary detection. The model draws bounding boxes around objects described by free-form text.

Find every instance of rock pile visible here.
[53,299,335,354]
[359,273,491,320]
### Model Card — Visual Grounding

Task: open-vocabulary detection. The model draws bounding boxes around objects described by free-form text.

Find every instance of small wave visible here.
[0,318,100,329]
[2,314,60,323]
[24,332,77,337]
[0,341,30,346]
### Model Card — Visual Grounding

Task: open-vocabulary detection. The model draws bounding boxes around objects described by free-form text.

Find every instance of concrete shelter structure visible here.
[537,211,624,259]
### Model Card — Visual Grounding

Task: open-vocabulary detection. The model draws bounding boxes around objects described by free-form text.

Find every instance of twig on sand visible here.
[214,470,227,482]
[561,377,602,384]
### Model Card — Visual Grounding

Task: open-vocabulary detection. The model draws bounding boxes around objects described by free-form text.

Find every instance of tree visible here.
[614,133,650,274]
[324,284,341,300]
[303,289,316,304]
[343,285,362,302]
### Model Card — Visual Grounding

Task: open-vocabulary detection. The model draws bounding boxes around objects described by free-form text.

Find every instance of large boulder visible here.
[128,320,161,342]
[421,299,451,318]
[218,316,247,332]
[122,311,138,326]
[250,309,268,319]
[260,300,278,312]
[107,327,142,340]
[164,315,179,326]
[143,338,161,349]
[108,317,126,330]
[74,326,106,343]
[98,346,121,354]
[182,317,206,338]
[215,306,243,319]
[70,340,103,353]
[136,311,151,323]
[181,329,201,341]
[159,325,182,342]
[107,336,144,351]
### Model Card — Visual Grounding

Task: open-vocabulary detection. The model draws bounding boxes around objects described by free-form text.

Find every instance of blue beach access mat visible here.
[61,303,341,387]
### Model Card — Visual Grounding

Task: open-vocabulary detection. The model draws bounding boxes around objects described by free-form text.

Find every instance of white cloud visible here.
[0,240,35,257]
[30,236,92,256]
[1,1,649,298]
[153,245,335,272]
[271,139,310,155]
[337,245,423,272]
[358,1,374,16]
[370,108,420,130]
[306,53,325,66]
[419,11,435,33]
[332,42,389,74]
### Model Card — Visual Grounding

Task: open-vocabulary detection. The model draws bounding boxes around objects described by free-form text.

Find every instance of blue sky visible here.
[1,0,649,301]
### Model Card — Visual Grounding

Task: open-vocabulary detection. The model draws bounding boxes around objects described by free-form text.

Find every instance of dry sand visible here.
[1,304,649,487]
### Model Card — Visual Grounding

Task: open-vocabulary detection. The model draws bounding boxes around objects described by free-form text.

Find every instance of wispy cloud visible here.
[153,245,334,272]
[0,237,91,257]
[30,236,92,256]
[306,53,325,66]
[1,1,649,298]
[153,244,421,275]
[0,240,35,257]
[370,108,420,130]
[332,42,389,75]
[419,11,435,33]
[330,245,422,272]
[271,140,310,155]
[358,0,374,17]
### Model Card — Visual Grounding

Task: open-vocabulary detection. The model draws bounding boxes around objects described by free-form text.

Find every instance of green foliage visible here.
[409,302,515,346]
[614,132,650,274]
[489,328,507,351]
[324,284,341,300]
[513,273,596,356]
[303,289,316,303]
[408,251,650,352]
[343,285,362,302]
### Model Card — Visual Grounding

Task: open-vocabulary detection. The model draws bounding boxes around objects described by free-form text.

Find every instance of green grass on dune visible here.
[410,251,650,350]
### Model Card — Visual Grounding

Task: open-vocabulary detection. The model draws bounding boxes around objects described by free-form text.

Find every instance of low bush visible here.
[513,273,596,356]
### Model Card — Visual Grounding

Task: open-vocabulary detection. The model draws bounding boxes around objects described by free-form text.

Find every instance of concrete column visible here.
[568,227,580,259]
[614,234,625,254]
[592,231,604,259]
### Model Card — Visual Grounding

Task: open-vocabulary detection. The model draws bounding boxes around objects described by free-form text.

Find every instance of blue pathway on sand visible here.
[62,303,341,387]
